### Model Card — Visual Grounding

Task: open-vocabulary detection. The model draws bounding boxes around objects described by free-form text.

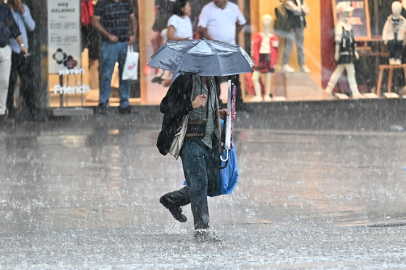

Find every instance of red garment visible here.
[252,32,279,72]
[81,0,94,26]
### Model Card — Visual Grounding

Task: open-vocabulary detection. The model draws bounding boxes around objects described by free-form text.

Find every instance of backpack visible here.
[81,0,94,26]
[274,3,291,35]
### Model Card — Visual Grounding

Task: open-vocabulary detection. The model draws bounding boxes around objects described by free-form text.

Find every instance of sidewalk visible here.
[0,104,406,269]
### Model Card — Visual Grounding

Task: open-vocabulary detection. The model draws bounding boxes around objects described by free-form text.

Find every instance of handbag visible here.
[122,46,139,80]
[168,77,196,159]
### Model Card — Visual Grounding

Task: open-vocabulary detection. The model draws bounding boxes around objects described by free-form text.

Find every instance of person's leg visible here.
[295,27,306,68]
[282,29,295,65]
[117,42,131,109]
[6,52,20,117]
[20,53,36,118]
[99,42,119,107]
[180,140,210,230]
[324,64,345,95]
[205,144,220,194]
[0,46,12,116]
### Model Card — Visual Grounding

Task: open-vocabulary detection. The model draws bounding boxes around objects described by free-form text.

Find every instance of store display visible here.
[251,14,279,102]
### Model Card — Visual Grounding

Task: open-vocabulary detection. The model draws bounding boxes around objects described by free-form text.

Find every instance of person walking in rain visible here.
[158,74,233,242]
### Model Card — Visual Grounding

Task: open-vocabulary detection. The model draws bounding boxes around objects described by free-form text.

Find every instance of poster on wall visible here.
[332,0,371,41]
[47,0,81,74]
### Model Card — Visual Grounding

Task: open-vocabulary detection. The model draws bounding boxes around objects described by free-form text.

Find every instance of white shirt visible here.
[335,21,353,42]
[259,33,271,54]
[167,14,193,39]
[198,2,246,45]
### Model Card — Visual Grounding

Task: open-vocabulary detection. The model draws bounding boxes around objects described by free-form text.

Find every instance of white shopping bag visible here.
[122,46,139,80]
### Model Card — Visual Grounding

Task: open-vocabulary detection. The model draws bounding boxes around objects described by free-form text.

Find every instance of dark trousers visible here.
[388,40,403,60]
[7,51,36,116]
[162,139,220,230]
[214,75,244,108]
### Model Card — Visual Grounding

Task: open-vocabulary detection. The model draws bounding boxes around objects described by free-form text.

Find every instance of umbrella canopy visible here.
[148,39,254,77]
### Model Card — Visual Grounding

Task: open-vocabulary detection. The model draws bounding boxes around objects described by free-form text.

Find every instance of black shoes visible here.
[117,106,132,114]
[159,196,187,223]
[98,104,108,115]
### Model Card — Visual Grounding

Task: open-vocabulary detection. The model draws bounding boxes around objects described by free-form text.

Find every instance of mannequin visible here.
[383,2,406,65]
[324,2,363,99]
[251,15,279,102]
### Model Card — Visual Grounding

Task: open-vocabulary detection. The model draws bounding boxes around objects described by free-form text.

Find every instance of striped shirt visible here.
[189,76,217,149]
[94,0,133,42]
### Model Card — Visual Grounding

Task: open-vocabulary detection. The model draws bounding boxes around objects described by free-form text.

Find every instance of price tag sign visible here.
[47,0,81,74]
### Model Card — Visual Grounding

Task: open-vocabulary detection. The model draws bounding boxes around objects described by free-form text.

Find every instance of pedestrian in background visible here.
[91,0,138,115]
[198,0,248,111]
[167,0,193,81]
[6,0,36,122]
[0,0,28,124]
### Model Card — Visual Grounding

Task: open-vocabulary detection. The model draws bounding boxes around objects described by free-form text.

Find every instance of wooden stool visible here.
[376,64,406,97]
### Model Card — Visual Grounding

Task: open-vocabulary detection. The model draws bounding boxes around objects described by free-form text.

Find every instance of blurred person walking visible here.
[6,0,36,122]
[167,0,193,81]
[91,0,137,115]
[198,0,248,111]
[0,0,28,124]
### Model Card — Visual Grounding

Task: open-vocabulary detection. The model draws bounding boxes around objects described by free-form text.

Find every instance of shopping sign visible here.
[332,0,371,41]
[47,0,81,74]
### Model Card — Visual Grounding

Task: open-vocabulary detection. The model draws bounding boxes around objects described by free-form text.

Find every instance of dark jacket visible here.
[286,0,307,29]
[157,74,223,156]
[0,3,21,47]
[157,74,194,156]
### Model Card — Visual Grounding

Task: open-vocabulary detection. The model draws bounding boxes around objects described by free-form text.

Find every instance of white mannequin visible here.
[324,2,363,99]
[251,15,274,102]
[383,2,406,65]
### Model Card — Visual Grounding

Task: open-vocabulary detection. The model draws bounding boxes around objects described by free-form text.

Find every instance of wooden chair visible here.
[376,64,406,97]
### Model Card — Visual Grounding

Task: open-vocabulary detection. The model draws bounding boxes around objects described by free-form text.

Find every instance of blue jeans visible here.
[99,41,130,108]
[180,139,220,229]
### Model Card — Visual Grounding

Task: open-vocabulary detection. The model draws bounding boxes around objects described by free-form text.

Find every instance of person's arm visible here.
[235,6,246,36]
[197,6,212,40]
[128,13,138,45]
[334,25,342,61]
[7,8,28,56]
[284,0,302,15]
[18,2,35,31]
[91,15,118,43]
[16,35,28,56]
[302,1,310,16]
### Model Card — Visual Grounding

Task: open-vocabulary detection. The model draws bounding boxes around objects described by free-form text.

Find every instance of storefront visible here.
[21,0,406,111]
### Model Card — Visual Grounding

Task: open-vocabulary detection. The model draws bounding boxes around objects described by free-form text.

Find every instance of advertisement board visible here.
[332,0,371,41]
[47,0,81,74]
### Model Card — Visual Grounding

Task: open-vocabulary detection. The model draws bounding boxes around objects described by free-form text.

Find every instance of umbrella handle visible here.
[220,149,229,162]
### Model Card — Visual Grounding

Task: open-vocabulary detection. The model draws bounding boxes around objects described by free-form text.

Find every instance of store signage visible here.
[332,0,371,41]
[54,85,91,95]
[47,0,81,74]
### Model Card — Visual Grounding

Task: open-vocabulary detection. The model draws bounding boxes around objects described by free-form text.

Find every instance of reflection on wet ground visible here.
[0,115,406,269]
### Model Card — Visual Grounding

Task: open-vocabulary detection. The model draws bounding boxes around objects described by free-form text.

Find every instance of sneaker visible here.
[301,65,310,73]
[250,95,263,102]
[193,228,222,243]
[282,64,294,73]
[159,196,187,223]
[98,104,108,115]
[118,106,132,114]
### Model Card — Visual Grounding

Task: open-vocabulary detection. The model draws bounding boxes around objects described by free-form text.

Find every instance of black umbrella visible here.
[148,39,254,76]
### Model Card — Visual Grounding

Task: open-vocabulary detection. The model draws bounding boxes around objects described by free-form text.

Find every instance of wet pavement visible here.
[1,105,406,269]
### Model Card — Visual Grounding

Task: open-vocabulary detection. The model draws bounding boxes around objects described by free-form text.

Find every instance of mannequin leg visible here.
[324,65,346,95]
[395,41,403,64]
[388,41,396,65]
[282,30,295,73]
[346,63,362,99]
[264,73,272,102]
[251,71,263,102]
